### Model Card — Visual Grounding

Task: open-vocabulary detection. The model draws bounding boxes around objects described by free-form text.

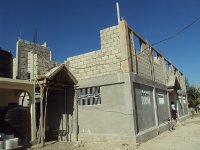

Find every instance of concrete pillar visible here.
[123,73,137,141]
[16,41,20,78]
[152,88,158,128]
[185,94,189,115]
[174,92,179,118]
[166,91,171,120]
[28,88,36,141]
[118,20,132,73]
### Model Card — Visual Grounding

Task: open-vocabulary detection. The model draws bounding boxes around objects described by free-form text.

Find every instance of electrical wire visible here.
[152,16,200,46]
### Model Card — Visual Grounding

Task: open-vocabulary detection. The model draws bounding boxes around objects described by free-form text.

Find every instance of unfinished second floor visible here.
[66,20,186,92]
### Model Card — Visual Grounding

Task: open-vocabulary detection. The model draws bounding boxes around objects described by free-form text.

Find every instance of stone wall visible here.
[27,51,56,77]
[16,40,56,79]
[66,25,122,80]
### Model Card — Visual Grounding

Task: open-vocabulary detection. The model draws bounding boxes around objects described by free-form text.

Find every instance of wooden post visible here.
[74,87,78,141]
[39,84,44,146]
[44,87,48,141]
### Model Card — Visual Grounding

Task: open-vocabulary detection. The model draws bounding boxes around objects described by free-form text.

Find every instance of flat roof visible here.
[0,78,34,92]
[0,78,34,85]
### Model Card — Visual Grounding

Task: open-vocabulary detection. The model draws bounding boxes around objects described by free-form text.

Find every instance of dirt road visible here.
[137,116,200,150]
[31,115,200,150]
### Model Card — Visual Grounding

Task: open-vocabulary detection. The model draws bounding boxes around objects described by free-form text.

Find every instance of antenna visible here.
[33,28,38,44]
[116,0,121,24]
[17,31,22,40]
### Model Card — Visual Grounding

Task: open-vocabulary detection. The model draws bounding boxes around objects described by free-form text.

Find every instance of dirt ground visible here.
[30,113,200,150]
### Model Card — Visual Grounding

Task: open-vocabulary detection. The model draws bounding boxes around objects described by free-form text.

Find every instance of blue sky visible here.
[0,0,200,85]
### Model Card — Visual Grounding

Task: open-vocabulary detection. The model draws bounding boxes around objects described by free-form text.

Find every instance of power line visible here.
[152,16,200,46]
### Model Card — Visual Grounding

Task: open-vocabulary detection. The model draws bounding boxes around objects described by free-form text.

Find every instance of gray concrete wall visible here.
[156,89,169,124]
[133,83,155,133]
[77,73,136,141]
[131,74,171,142]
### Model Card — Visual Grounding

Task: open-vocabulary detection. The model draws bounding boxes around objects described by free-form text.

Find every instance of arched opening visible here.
[18,92,30,107]
[0,89,32,142]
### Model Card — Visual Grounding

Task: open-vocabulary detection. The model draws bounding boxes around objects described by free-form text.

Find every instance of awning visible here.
[37,64,78,86]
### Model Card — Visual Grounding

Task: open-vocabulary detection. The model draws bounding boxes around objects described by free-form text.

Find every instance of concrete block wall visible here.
[27,52,38,78]
[165,65,186,92]
[131,48,166,85]
[129,31,185,90]
[137,51,152,80]
[16,39,57,79]
[129,36,167,85]
[67,25,121,80]
[154,61,165,84]
[176,71,186,91]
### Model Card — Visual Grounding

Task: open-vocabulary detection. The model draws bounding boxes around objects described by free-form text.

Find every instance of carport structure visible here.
[36,64,78,146]
[0,78,36,141]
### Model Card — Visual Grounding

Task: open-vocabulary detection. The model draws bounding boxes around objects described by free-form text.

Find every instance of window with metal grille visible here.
[78,86,101,106]
[141,90,151,105]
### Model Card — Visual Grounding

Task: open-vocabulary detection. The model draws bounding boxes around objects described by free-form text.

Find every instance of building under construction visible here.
[0,19,188,147]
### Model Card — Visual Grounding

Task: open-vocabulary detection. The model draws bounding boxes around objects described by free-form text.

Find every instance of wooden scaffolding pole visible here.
[39,84,44,146]
[74,87,78,141]
[43,87,49,141]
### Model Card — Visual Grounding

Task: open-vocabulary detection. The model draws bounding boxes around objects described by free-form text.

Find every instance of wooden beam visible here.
[43,87,49,141]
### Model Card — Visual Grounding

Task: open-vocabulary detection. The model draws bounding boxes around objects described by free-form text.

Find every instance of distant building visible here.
[13,39,59,80]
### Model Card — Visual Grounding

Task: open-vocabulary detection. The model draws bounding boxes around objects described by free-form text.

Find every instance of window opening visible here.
[78,86,101,106]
